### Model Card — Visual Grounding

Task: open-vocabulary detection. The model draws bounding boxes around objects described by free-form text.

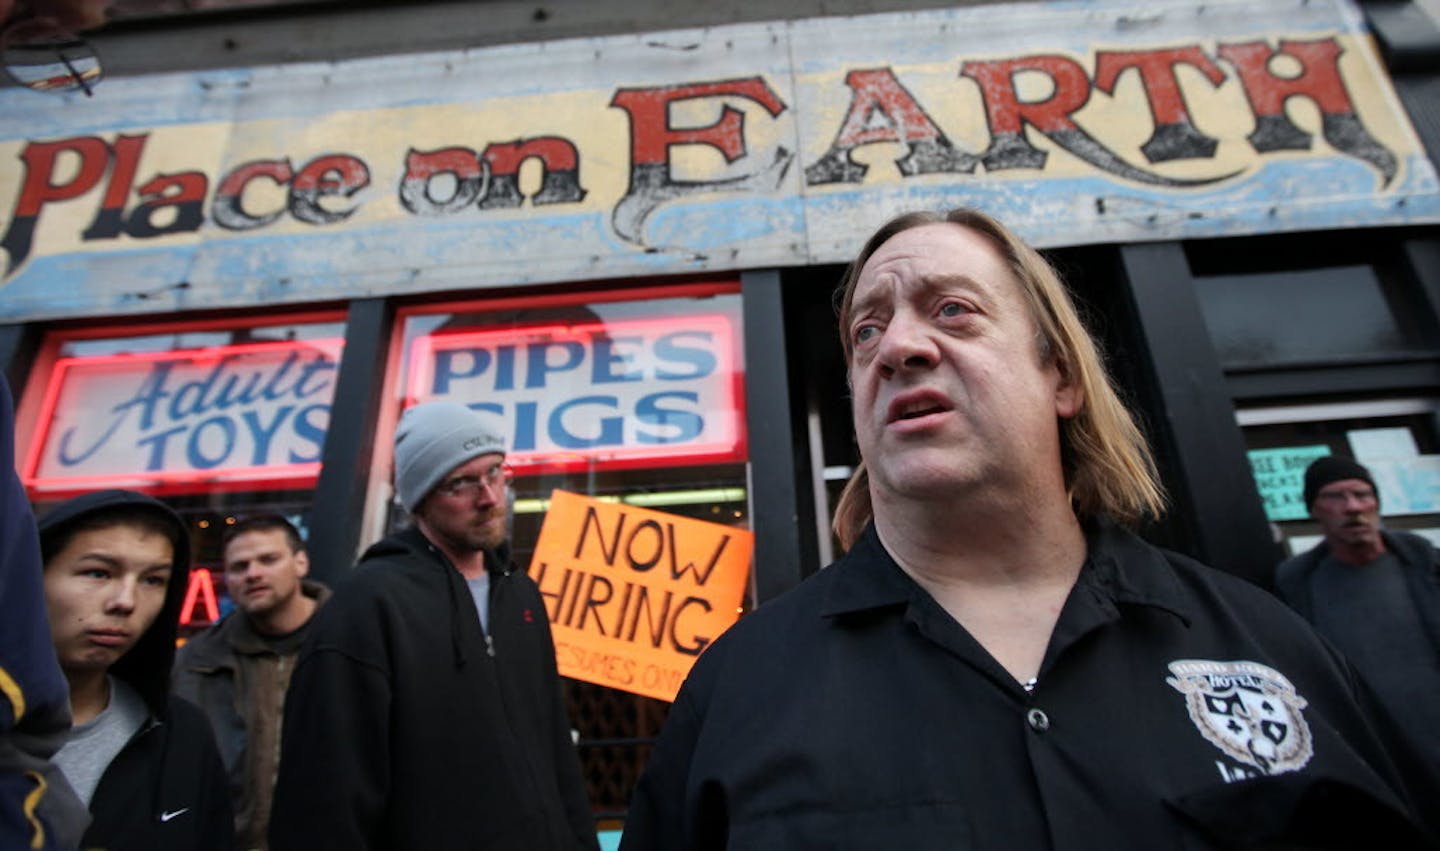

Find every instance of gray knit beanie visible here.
[394,401,508,512]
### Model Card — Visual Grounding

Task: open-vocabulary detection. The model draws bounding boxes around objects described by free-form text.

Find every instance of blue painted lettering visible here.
[289,403,329,463]
[243,405,293,465]
[260,352,299,401]
[213,369,265,410]
[495,345,517,391]
[293,359,336,398]
[653,332,716,379]
[137,424,186,471]
[164,352,333,425]
[591,335,644,383]
[170,357,234,420]
[432,348,490,395]
[52,351,338,475]
[57,362,176,466]
[187,416,236,468]
[550,395,622,449]
[513,400,538,451]
[635,391,703,444]
[526,341,585,389]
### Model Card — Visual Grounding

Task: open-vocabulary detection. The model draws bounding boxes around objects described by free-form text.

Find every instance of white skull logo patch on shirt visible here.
[1166,659,1314,775]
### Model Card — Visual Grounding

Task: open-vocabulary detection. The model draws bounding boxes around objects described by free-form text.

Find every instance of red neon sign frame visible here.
[24,338,345,499]
[406,314,746,475]
[179,568,221,625]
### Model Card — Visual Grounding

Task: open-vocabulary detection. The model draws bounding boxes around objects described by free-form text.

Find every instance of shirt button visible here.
[1026,707,1050,733]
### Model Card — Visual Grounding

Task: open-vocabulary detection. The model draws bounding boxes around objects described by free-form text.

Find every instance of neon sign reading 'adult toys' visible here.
[25,339,344,496]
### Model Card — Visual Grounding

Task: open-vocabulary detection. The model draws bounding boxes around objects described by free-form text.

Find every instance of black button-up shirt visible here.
[620,520,1435,850]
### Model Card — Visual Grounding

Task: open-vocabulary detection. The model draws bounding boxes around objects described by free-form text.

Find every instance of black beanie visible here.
[1302,455,1378,510]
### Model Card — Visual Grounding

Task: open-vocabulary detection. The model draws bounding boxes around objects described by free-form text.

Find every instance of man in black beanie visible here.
[1275,454,1440,805]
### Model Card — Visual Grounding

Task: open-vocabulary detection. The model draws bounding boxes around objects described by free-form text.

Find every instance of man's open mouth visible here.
[887,393,951,423]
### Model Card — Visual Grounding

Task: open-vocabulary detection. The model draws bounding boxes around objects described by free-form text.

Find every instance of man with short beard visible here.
[268,401,597,851]
[173,514,330,851]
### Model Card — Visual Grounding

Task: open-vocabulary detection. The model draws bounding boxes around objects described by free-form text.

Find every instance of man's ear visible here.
[294,549,310,578]
[1053,358,1083,419]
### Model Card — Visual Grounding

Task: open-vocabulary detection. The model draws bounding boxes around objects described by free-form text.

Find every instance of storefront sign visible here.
[23,339,344,497]
[1365,456,1440,516]
[1,0,1436,321]
[407,314,743,471]
[179,568,221,626]
[1248,445,1332,521]
[529,490,752,702]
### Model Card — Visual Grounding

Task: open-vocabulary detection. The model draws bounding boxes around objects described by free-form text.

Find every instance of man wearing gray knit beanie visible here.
[1275,454,1440,804]
[270,400,600,851]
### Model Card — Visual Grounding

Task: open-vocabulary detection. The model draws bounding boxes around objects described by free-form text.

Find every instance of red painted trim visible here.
[40,310,346,342]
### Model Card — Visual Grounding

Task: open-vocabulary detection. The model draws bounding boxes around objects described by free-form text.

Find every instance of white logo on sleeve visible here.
[159,808,190,823]
[1166,659,1314,776]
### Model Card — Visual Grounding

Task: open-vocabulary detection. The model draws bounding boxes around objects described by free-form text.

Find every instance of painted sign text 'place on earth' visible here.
[0,0,1434,321]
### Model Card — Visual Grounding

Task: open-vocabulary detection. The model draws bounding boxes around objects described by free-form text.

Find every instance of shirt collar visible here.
[818,524,915,618]
[817,517,1192,627]
[1077,517,1192,627]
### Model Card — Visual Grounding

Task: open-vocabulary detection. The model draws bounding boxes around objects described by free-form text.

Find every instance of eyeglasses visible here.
[1316,487,1377,505]
[435,463,513,499]
[1,7,103,96]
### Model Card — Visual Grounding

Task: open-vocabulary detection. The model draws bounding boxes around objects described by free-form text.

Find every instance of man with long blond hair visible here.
[621,208,1436,849]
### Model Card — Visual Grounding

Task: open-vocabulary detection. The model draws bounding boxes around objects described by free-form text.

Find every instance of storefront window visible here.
[1194,266,1417,368]
[1239,399,1440,556]
[1186,230,1440,371]
[19,313,347,637]
[395,282,748,821]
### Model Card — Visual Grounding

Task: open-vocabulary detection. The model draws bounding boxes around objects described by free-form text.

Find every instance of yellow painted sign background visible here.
[2,0,1437,322]
[528,490,753,702]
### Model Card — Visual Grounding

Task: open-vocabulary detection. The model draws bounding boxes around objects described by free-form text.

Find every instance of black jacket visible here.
[84,696,235,851]
[1273,528,1440,837]
[268,527,599,851]
[1274,529,1440,653]
[621,520,1437,851]
[1,374,86,851]
[37,489,234,851]
[173,579,331,850]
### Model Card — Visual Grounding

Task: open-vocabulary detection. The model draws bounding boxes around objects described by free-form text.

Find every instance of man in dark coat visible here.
[269,401,598,851]
[1275,454,1440,811]
[174,514,330,851]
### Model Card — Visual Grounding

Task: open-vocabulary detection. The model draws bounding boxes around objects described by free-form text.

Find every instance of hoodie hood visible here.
[359,525,513,573]
[38,489,191,716]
